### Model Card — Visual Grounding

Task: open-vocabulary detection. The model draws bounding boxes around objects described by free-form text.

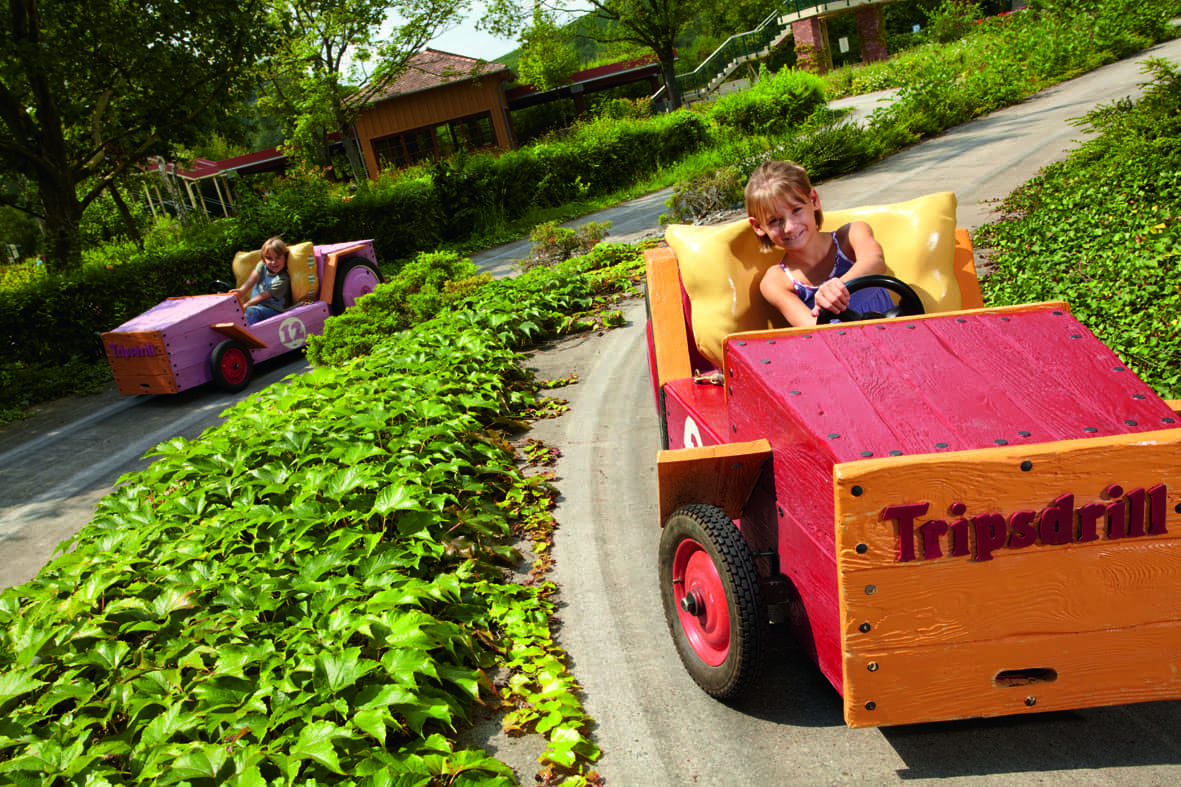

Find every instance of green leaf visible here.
[314,647,376,693]
[0,671,45,703]
[290,720,351,775]
[373,483,423,515]
[352,706,396,741]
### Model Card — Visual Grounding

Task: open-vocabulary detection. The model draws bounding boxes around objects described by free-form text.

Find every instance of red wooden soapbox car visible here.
[644,192,1181,728]
[102,240,381,395]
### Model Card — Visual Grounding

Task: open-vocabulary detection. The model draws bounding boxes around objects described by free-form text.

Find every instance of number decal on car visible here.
[279,316,308,349]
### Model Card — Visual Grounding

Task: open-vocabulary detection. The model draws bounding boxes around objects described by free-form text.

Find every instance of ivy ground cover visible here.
[979,59,1181,399]
[0,244,645,785]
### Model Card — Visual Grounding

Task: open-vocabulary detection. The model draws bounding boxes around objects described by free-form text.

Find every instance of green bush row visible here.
[704,68,827,135]
[663,0,1179,222]
[0,111,706,375]
[1,0,1176,415]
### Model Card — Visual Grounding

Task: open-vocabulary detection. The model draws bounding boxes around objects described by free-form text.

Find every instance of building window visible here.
[371,112,497,172]
[371,136,408,171]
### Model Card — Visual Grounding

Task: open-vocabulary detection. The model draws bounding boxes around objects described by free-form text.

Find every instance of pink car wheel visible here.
[332,257,382,314]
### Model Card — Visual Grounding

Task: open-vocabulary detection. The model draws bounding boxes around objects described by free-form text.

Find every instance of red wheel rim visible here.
[672,537,730,666]
[220,346,249,386]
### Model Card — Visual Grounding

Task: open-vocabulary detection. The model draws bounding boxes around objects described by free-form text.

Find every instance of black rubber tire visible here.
[210,340,253,393]
[331,257,383,315]
[659,503,767,698]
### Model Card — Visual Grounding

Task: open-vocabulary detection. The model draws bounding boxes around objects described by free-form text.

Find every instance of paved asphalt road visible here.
[2,34,1180,785]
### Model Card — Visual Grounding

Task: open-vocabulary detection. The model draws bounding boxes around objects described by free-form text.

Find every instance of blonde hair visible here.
[744,160,823,249]
[260,236,289,264]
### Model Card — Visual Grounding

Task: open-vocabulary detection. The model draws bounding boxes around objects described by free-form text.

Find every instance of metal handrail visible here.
[667,0,862,99]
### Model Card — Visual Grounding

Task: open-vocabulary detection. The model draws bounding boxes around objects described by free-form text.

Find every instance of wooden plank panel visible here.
[726,333,904,459]
[929,307,1174,435]
[212,323,267,349]
[844,620,1181,727]
[834,427,1181,570]
[103,330,176,395]
[953,228,984,310]
[834,428,1181,726]
[815,320,1044,454]
[656,439,771,523]
[644,247,692,387]
[841,536,1181,649]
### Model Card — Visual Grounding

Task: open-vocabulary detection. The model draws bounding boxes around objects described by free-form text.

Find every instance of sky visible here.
[423,1,595,63]
[427,17,520,62]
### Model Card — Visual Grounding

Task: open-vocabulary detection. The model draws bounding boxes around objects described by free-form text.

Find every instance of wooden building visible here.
[353,49,516,179]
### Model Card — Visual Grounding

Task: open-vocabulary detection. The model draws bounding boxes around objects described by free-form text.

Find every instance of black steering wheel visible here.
[816,274,925,324]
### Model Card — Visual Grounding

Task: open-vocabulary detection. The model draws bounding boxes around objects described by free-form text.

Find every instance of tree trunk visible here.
[108,182,144,248]
[333,100,367,182]
[38,176,85,275]
[659,49,682,111]
[338,127,367,182]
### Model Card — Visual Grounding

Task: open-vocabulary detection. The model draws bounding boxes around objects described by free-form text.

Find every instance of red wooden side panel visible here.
[663,378,727,450]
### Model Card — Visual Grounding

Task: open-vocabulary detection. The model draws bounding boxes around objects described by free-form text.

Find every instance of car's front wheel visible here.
[659,503,767,698]
[210,340,253,393]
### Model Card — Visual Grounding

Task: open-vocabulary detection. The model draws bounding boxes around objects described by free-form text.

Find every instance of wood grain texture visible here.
[835,427,1181,727]
[844,621,1181,727]
[644,247,694,388]
[954,228,984,309]
[103,330,175,395]
[656,439,771,523]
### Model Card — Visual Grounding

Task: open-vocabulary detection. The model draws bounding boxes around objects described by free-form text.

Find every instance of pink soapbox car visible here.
[102,240,381,395]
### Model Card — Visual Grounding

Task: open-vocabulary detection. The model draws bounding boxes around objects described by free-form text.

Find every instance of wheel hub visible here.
[681,589,704,616]
[672,537,731,667]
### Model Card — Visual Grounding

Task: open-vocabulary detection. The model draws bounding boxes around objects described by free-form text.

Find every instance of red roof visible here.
[366,48,511,103]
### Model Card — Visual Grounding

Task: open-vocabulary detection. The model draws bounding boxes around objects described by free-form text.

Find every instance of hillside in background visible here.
[489,1,1010,81]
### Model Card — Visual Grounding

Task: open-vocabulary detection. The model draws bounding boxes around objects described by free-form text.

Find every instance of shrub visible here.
[306,249,483,366]
[662,168,744,225]
[519,220,612,272]
[706,66,828,135]
[924,0,981,44]
[979,59,1181,398]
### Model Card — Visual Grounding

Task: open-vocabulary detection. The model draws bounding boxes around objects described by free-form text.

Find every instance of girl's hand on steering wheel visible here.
[813,278,850,317]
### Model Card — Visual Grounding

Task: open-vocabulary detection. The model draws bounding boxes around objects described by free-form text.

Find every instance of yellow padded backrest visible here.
[231,248,261,288]
[822,191,961,314]
[231,241,316,303]
[668,219,787,368]
[668,191,962,367]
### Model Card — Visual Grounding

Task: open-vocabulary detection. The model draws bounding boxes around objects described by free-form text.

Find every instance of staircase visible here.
[672,0,867,102]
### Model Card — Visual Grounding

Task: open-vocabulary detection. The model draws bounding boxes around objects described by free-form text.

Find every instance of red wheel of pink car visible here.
[659,504,767,698]
[211,340,253,393]
[332,257,382,315]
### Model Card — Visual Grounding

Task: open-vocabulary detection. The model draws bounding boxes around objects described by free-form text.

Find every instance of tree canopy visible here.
[258,0,473,181]
[492,0,714,110]
[0,0,275,271]
[516,7,580,93]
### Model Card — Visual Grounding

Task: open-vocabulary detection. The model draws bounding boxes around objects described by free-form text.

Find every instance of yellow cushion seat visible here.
[666,192,972,367]
[231,241,317,305]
